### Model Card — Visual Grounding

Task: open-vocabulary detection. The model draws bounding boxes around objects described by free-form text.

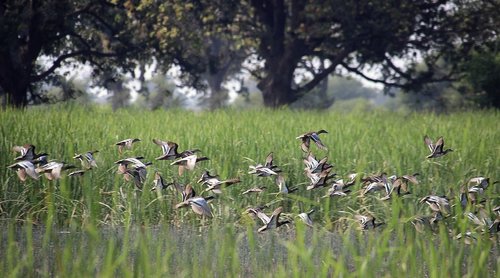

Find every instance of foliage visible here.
[227,0,499,107]
[465,50,500,108]
[0,0,148,107]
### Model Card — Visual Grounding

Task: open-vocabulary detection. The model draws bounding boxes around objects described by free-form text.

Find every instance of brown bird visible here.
[391,173,419,195]
[152,139,180,160]
[419,195,451,216]
[241,186,267,195]
[12,144,48,161]
[296,130,328,152]
[257,207,290,233]
[150,171,172,191]
[116,138,141,154]
[73,150,99,169]
[35,161,76,180]
[298,209,315,227]
[354,214,385,230]
[175,196,214,218]
[424,135,453,158]
[170,154,209,175]
[248,152,282,177]
[7,160,39,181]
[198,171,241,194]
[306,167,335,190]
[303,152,332,174]
[275,174,298,194]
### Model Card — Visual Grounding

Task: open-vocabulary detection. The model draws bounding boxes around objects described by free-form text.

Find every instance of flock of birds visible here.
[6,131,499,239]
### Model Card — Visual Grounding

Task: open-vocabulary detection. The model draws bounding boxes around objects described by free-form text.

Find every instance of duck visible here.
[73,150,99,169]
[419,195,451,216]
[248,164,280,177]
[464,210,499,234]
[296,130,328,152]
[114,157,150,174]
[467,176,495,190]
[303,152,332,174]
[170,154,209,175]
[241,186,267,195]
[245,207,271,224]
[150,171,171,191]
[248,152,282,177]
[198,171,241,194]
[390,173,419,196]
[152,139,179,160]
[12,144,48,162]
[424,135,453,158]
[411,212,443,233]
[361,174,392,197]
[68,170,88,177]
[298,209,315,227]
[35,161,76,180]
[494,206,500,217]
[171,183,197,202]
[175,196,214,218]
[354,214,385,230]
[275,174,298,194]
[462,177,492,206]
[7,160,39,181]
[116,138,141,154]
[322,179,353,198]
[306,167,335,190]
[257,207,290,233]
[124,168,146,190]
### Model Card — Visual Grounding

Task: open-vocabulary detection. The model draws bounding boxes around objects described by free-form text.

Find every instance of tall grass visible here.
[0,104,498,276]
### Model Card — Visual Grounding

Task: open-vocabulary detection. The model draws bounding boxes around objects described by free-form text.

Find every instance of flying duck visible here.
[73,150,99,169]
[257,207,290,233]
[296,130,328,152]
[7,160,39,181]
[170,154,209,175]
[12,144,48,161]
[175,196,214,218]
[424,135,453,158]
[152,139,180,160]
[116,138,141,154]
[298,209,315,227]
[35,161,76,180]
[419,195,451,216]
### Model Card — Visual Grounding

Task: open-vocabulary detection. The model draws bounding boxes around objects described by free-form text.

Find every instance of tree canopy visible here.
[0,0,147,107]
[1,0,498,108]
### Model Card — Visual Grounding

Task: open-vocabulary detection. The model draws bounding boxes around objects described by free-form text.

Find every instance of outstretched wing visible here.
[423,135,435,153]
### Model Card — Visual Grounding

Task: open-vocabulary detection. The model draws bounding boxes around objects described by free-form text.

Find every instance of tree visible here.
[228,0,499,107]
[0,0,146,107]
[134,0,247,109]
[464,49,500,108]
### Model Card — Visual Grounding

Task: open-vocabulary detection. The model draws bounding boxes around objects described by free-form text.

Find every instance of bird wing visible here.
[423,135,435,153]
[433,137,445,153]
[311,133,327,150]
[189,198,212,218]
[264,152,274,168]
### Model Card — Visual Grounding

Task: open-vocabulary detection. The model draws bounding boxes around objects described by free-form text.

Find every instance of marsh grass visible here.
[0,105,499,276]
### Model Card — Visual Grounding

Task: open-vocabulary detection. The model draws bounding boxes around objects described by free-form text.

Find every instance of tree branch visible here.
[340,62,405,88]
[294,48,352,95]
[31,50,121,82]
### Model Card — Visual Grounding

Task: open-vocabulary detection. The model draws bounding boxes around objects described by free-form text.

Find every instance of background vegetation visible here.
[1,0,498,109]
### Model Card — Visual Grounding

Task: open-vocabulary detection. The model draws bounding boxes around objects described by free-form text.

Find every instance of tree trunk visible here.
[258,50,301,108]
[206,73,228,109]
[0,72,30,108]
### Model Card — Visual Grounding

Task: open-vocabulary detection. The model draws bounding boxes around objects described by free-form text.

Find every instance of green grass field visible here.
[1,104,499,277]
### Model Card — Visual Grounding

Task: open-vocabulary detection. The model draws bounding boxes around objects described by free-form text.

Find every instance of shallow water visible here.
[1,223,498,277]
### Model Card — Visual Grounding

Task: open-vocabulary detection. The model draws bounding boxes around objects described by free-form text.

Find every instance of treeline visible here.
[0,0,498,109]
